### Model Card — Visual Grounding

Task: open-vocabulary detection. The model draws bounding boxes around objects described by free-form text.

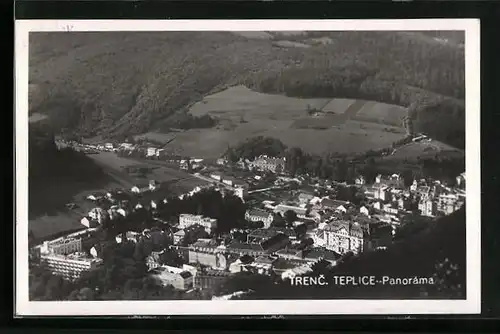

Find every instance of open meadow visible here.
[144,86,408,158]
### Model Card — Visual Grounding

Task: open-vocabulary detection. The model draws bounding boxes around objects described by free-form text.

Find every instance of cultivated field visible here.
[143,86,408,158]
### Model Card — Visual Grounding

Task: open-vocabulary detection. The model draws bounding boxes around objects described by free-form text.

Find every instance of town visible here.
[29,137,466,300]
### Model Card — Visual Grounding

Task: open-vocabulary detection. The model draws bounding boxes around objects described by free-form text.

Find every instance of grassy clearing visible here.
[354,100,407,127]
[387,140,464,161]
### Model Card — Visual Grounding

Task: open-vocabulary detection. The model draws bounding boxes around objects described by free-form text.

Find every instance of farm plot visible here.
[321,98,357,115]
[353,101,408,127]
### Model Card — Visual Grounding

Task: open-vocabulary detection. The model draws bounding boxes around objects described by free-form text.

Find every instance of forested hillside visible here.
[30,31,465,148]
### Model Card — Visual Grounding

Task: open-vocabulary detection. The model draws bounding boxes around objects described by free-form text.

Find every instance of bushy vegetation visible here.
[30,31,465,148]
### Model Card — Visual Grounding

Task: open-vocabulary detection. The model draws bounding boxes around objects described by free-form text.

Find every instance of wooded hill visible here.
[30,31,465,148]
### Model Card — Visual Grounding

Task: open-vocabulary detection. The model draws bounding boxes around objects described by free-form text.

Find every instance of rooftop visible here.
[246,208,272,218]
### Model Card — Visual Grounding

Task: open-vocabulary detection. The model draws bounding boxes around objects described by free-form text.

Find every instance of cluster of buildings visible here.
[33,231,103,280]
[246,155,286,174]
[34,138,466,299]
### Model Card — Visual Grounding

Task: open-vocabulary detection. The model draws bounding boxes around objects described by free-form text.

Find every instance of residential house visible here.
[383,203,399,215]
[115,231,141,244]
[146,250,165,271]
[355,175,366,186]
[173,230,186,245]
[216,158,227,166]
[86,192,106,202]
[281,263,314,280]
[437,193,464,215]
[298,192,315,205]
[318,198,350,213]
[222,177,236,187]
[359,206,370,216]
[303,247,342,266]
[88,207,108,224]
[245,209,274,228]
[80,216,99,228]
[131,181,153,194]
[209,173,222,182]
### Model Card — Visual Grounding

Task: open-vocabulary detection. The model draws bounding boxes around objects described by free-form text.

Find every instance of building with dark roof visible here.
[315,221,369,255]
[245,209,274,228]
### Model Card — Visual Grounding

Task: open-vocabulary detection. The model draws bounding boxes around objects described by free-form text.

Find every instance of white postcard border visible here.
[15,19,481,316]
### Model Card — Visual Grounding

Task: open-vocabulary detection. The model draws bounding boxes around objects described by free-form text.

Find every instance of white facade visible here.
[41,253,103,280]
[88,207,107,224]
[40,237,82,256]
[179,214,218,233]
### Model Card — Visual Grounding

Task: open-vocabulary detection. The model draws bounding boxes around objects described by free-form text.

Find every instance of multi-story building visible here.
[245,209,274,228]
[314,221,368,255]
[194,269,231,291]
[248,156,286,174]
[187,239,230,270]
[40,237,83,255]
[179,214,218,234]
[40,252,103,281]
[151,265,194,291]
[437,193,465,215]
[39,237,102,280]
[88,207,108,224]
[419,197,437,217]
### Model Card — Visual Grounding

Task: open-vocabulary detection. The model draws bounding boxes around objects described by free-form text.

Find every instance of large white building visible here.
[40,253,103,281]
[40,237,82,255]
[313,221,368,255]
[39,237,102,280]
[179,214,218,234]
[248,156,286,173]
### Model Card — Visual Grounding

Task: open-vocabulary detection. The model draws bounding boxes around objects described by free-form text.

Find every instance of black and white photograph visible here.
[15,19,480,316]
